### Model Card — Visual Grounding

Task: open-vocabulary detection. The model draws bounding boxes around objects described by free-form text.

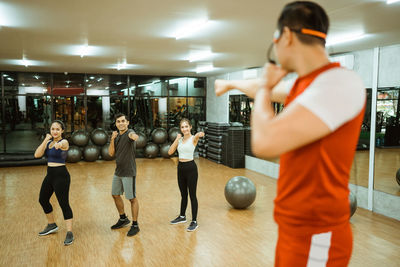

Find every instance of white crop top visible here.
[177,136,195,160]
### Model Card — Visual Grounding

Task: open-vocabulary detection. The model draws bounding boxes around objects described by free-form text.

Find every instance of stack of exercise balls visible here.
[67,128,114,163]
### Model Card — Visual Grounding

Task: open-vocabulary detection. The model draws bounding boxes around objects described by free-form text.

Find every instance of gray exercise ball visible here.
[168,127,180,142]
[144,142,159,158]
[152,128,168,144]
[71,130,89,147]
[160,143,171,158]
[101,144,115,161]
[83,145,100,162]
[91,128,108,146]
[224,176,256,209]
[349,191,357,217]
[67,146,82,163]
[136,132,147,149]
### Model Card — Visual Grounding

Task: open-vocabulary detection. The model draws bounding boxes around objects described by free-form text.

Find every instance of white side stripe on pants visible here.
[306,231,332,267]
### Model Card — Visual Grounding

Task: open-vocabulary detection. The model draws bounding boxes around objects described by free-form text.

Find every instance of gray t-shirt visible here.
[114,129,136,177]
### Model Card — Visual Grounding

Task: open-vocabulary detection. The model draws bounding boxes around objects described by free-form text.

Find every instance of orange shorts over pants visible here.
[275,222,353,267]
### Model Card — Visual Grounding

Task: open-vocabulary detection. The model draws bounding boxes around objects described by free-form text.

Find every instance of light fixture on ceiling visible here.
[387,0,400,4]
[175,19,209,40]
[80,45,89,58]
[188,50,213,62]
[22,59,29,67]
[34,75,39,80]
[196,63,214,73]
[326,33,366,46]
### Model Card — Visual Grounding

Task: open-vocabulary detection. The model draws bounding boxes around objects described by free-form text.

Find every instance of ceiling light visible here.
[34,75,39,80]
[66,80,71,84]
[89,76,95,80]
[326,33,366,46]
[22,59,29,67]
[80,45,89,58]
[7,77,14,81]
[115,81,122,86]
[175,19,209,40]
[188,50,213,62]
[387,0,400,4]
[196,63,214,73]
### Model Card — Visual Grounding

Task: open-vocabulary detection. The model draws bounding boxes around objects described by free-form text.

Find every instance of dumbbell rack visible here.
[197,121,208,158]
[206,122,230,164]
[222,126,245,168]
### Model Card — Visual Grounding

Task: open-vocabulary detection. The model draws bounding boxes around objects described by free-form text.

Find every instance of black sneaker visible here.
[38,223,58,236]
[187,221,198,232]
[170,215,187,224]
[64,231,74,246]
[111,218,131,229]
[127,225,140,236]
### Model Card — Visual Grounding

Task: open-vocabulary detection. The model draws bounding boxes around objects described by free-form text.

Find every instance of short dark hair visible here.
[277,1,329,46]
[115,113,128,121]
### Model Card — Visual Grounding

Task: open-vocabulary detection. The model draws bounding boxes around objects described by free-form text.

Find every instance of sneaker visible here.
[170,215,187,225]
[64,231,74,246]
[127,225,140,236]
[38,223,58,236]
[187,221,198,232]
[111,218,130,229]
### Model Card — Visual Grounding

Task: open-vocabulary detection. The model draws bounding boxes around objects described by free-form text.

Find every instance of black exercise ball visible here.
[136,132,147,149]
[160,143,171,158]
[396,168,400,186]
[71,130,89,147]
[91,128,108,146]
[101,144,115,161]
[83,145,100,162]
[144,143,159,158]
[67,146,82,163]
[168,127,180,142]
[152,128,168,144]
[224,176,256,209]
[349,191,357,217]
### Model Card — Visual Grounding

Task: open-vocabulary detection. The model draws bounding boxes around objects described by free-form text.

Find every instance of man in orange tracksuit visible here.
[215,1,366,266]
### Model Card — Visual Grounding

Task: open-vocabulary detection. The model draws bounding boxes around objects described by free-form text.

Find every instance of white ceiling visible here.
[0,0,399,77]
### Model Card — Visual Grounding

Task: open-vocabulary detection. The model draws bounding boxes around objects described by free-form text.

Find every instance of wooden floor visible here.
[350,148,400,196]
[0,158,399,267]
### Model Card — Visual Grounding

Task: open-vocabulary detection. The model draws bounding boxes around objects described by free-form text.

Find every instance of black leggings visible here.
[39,165,73,220]
[177,161,198,221]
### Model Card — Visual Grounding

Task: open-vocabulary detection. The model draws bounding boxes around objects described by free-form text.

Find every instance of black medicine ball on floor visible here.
[71,130,89,147]
[168,127,180,142]
[136,132,147,149]
[224,176,256,209]
[83,145,100,162]
[152,128,168,144]
[349,191,357,217]
[144,143,159,158]
[101,144,115,161]
[160,143,171,158]
[91,128,108,146]
[67,146,82,163]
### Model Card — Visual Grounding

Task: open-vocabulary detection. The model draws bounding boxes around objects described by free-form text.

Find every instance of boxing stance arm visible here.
[109,139,115,157]
[168,135,181,155]
[193,132,205,146]
[251,64,331,159]
[34,134,52,158]
[214,78,289,104]
[128,132,139,141]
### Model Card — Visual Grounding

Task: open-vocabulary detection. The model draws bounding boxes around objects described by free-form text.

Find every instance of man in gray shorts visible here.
[108,113,140,236]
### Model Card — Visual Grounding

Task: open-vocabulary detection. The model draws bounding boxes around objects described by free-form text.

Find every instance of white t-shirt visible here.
[290,68,366,131]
